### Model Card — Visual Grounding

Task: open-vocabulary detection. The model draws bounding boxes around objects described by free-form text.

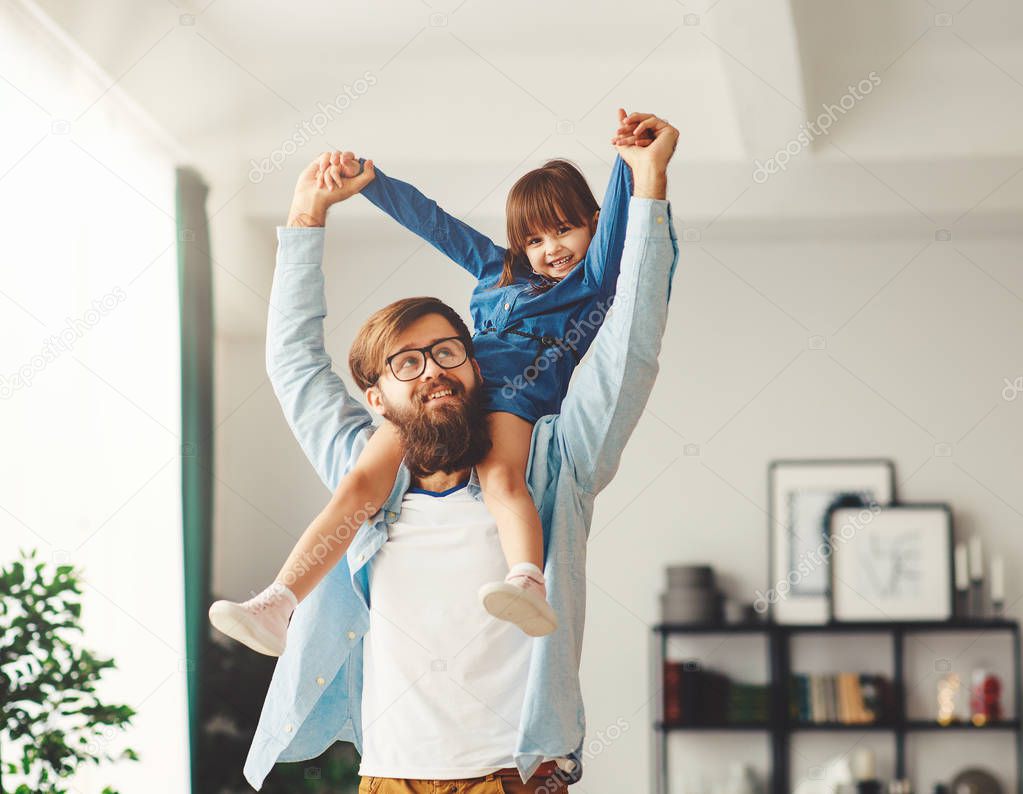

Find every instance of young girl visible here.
[209,109,650,656]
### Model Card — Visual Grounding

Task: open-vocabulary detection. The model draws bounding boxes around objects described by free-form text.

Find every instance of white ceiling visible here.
[34,0,1023,160]
[29,0,1023,334]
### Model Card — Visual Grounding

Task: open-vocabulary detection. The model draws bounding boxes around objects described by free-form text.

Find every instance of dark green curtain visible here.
[175,166,213,794]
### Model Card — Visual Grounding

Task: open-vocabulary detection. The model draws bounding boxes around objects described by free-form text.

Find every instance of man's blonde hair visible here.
[348,297,475,391]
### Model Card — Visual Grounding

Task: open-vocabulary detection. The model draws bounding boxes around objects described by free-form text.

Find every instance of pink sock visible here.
[506,562,546,598]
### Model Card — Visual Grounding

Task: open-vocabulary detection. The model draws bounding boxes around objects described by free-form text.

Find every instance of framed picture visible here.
[829,503,954,622]
[767,459,895,624]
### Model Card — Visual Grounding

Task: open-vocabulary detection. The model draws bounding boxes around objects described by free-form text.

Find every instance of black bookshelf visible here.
[651,619,1022,794]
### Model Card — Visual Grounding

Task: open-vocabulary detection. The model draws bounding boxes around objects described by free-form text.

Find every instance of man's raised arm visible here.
[266,154,379,491]
[554,116,680,498]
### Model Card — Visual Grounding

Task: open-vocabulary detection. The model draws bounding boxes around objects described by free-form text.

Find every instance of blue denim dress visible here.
[357,154,633,424]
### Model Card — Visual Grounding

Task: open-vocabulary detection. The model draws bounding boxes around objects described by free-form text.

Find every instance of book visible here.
[789,672,891,724]
[663,662,768,726]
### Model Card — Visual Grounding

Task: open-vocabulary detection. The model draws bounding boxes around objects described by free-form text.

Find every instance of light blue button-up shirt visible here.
[243,195,679,789]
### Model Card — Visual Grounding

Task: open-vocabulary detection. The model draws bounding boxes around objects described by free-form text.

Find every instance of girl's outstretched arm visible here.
[352,156,506,283]
[580,152,634,289]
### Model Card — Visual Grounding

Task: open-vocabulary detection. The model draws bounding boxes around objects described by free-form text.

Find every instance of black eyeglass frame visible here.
[383,335,469,382]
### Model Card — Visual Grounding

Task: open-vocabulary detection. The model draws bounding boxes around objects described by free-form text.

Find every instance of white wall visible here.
[12,0,1023,791]
[0,2,191,791]
[580,227,1023,794]
[151,2,1023,792]
[211,187,1023,794]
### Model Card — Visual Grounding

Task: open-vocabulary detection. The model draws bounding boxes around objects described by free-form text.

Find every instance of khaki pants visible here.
[358,768,571,794]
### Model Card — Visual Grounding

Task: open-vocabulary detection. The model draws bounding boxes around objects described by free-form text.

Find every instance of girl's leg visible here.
[476,411,556,636]
[275,420,405,602]
[209,421,404,655]
[476,411,544,570]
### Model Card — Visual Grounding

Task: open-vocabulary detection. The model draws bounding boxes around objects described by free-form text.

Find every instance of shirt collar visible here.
[382,463,484,521]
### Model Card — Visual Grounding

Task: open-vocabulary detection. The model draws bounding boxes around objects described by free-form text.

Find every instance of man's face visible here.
[371,314,481,416]
[367,313,492,476]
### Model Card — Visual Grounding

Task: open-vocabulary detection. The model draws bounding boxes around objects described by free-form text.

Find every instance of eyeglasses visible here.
[384,336,468,382]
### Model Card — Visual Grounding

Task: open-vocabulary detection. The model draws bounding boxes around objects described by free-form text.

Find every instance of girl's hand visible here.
[611,110,678,174]
[611,108,656,147]
[315,150,367,188]
[287,150,376,227]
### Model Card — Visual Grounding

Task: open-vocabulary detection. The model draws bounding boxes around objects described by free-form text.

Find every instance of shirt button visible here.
[316,676,325,686]
[504,302,510,310]
[357,553,365,563]
[347,631,357,640]
[656,215,664,224]
[284,723,293,733]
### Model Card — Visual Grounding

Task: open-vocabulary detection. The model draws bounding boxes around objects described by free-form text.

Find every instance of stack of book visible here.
[788,672,894,724]
[727,681,771,724]
[663,660,770,726]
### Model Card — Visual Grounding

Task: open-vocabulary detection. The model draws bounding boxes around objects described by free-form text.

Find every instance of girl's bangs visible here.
[509,188,590,252]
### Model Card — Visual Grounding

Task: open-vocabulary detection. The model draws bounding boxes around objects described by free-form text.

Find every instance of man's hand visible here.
[286,150,376,227]
[610,109,678,200]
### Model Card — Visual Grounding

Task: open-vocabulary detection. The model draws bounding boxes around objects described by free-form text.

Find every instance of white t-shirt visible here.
[357,481,546,779]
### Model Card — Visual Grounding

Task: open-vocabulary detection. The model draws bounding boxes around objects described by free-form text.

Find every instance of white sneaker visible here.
[208,582,297,657]
[478,569,558,637]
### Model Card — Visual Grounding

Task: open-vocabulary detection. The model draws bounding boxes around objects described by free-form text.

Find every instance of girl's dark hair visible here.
[497,159,600,290]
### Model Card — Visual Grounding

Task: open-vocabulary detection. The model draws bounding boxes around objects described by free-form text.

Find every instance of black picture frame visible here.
[767,458,896,624]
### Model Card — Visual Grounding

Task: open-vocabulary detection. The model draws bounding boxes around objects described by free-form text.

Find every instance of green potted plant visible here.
[0,549,139,793]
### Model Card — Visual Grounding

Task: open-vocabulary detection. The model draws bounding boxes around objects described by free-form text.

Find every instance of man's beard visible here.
[381,373,493,478]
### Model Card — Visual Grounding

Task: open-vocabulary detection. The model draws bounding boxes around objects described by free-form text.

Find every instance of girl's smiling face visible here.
[500,158,603,288]
[523,210,598,280]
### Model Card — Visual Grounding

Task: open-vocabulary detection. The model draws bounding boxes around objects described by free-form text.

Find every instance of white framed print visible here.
[767,459,895,624]
[829,503,954,622]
